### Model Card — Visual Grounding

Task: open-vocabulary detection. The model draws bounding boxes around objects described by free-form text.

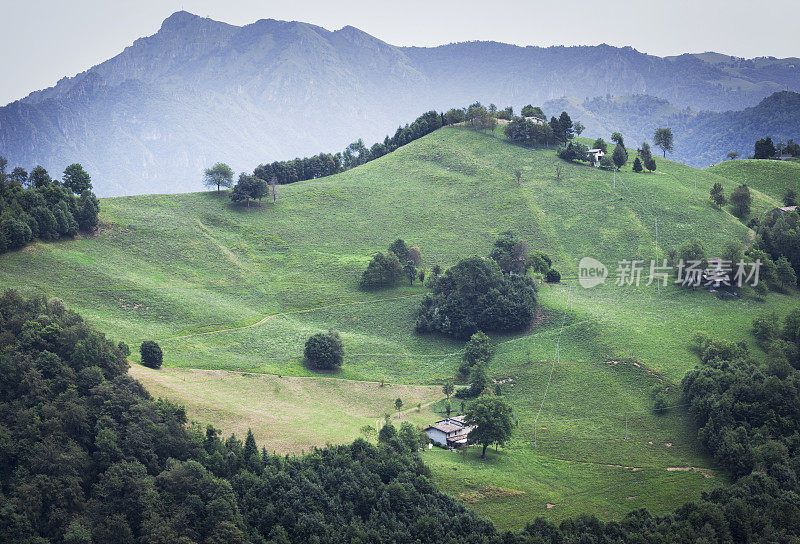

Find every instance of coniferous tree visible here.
[612,144,628,170]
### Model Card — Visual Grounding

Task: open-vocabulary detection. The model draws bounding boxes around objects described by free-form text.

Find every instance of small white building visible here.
[588,148,605,166]
[425,415,475,448]
[524,116,547,125]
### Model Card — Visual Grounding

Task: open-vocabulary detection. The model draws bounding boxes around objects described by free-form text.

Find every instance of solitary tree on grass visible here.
[304,331,344,370]
[443,381,454,399]
[464,396,514,458]
[653,128,674,157]
[513,168,523,187]
[204,162,234,192]
[140,341,163,369]
[395,398,403,411]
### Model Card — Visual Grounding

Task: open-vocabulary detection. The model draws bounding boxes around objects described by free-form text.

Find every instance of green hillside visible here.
[1,126,796,528]
[706,158,800,202]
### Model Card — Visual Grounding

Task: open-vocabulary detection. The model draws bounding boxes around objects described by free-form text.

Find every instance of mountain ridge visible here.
[1,10,798,195]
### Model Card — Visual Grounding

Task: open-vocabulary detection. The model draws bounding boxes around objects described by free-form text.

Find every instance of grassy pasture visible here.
[2,126,797,528]
[130,364,441,453]
[706,159,800,203]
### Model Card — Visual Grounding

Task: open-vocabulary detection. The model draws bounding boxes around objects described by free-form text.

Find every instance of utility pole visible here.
[625,414,628,440]
[655,217,660,295]
[694,172,697,194]
[534,426,537,448]
[613,169,616,189]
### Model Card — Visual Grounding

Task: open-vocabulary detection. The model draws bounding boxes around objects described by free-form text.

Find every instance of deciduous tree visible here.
[464,396,514,458]
[140,340,163,369]
[304,331,344,370]
[653,127,674,157]
[204,163,234,192]
[730,184,752,218]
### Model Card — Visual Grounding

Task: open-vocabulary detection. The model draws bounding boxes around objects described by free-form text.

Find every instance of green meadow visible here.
[706,158,800,202]
[1,126,796,529]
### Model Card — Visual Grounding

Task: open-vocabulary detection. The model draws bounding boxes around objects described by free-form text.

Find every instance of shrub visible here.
[545,269,561,283]
[752,314,779,347]
[415,257,537,338]
[140,340,163,369]
[304,331,344,370]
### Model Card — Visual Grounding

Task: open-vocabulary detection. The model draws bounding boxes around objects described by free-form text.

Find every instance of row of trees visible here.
[671,236,796,294]
[0,158,99,254]
[505,110,580,147]
[752,136,800,159]
[555,131,660,173]
[251,110,447,186]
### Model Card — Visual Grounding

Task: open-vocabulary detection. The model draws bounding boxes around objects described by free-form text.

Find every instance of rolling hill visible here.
[1,10,799,195]
[2,125,797,527]
[706,157,800,201]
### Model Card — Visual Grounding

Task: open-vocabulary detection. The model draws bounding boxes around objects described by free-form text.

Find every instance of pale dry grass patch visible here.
[130,364,442,453]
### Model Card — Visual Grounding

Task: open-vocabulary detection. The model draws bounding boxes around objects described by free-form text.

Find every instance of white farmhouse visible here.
[424,415,475,448]
[588,148,605,166]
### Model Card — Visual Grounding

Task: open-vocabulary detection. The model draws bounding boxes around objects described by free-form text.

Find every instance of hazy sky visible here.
[2,0,797,106]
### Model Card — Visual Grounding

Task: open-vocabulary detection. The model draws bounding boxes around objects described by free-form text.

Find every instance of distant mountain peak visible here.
[1,13,798,196]
[159,10,204,31]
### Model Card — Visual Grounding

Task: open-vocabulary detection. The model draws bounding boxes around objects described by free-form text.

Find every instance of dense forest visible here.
[4,290,800,542]
[0,160,99,254]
